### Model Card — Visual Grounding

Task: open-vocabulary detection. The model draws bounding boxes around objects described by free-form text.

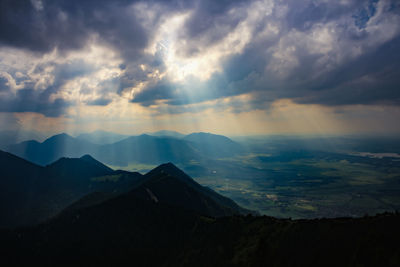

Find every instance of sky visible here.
[0,0,400,136]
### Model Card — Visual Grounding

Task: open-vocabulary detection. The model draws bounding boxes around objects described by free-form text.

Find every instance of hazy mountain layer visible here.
[76,130,129,145]
[6,132,244,166]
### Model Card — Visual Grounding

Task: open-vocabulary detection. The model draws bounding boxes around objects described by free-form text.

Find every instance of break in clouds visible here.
[0,0,399,117]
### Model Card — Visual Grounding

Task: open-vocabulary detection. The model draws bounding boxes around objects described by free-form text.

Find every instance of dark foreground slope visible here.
[1,199,399,266]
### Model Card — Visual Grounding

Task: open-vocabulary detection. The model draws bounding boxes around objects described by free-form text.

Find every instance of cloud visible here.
[128,0,400,111]
[0,0,148,53]
[0,0,400,118]
[0,89,70,117]
[86,98,112,106]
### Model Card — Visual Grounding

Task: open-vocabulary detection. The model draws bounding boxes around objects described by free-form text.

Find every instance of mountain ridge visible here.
[0,150,250,227]
[0,150,143,227]
[6,131,245,166]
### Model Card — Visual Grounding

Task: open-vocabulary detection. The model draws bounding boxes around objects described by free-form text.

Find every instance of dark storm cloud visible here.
[179,0,248,56]
[86,98,112,106]
[0,0,148,53]
[0,76,9,92]
[131,80,176,106]
[0,89,70,117]
[295,36,400,106]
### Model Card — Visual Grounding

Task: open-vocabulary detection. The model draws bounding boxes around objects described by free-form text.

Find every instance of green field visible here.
[106,162,157,173]
[103,146,400,219]
[182,152,400,219]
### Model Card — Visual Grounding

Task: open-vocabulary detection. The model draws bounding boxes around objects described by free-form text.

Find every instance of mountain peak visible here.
[146,130,185,138]
[185,132,233,141]
[43,133,74,143]
[150,162,182,175]
[47,155,113,175]
[80,154,96,161]
[160,162,178,168]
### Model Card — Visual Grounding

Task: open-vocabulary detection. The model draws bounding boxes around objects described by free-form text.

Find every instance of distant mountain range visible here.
[184,132,244,157]
[76,130,129,144]
[146,130,186,138]
[0,150,250,228]
[5,131,244,166]
[0,130,47,149]
[6,133,99,166]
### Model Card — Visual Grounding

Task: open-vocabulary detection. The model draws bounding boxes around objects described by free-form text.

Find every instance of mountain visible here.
[96,134,201,165]
[0,150,44,227]
[46,154,113,178]
[0,130,47,149]
[146,130,186,139]
[1,180,399,266]
[0,151,398,266]
[6,133,202,166]
[184,132,244,158]
[5,132,243,166]
[6,133,100,166]
[128,162,252,217]
[141,162,253,216]
[76,130,129,145]
[0,151,249,227]
[0,151,143,227]
[61,162,250,218]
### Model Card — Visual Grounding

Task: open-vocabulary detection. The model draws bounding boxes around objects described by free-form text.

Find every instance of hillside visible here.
[184,132,244,158]
[0,151,248,227]
[76,130,129,145]
[6,133,99,166]
[1,193,399,266]
[0,151,143,227]
[96,134,202,165]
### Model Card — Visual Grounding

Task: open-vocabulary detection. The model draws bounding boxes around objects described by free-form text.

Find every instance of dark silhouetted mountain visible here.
[142,162,254,216]
[0,151,143,227]
[0,151,251,227]
[146,130,186,138]
[0,150,44,227]
[1,187,399,266]
[6,133,100,166]
[46,154,113,177]
[184,132,244,158]
[61,162,251,219]
[128,162,251,217]
[97,134,201,165]
[76,130,129,144]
